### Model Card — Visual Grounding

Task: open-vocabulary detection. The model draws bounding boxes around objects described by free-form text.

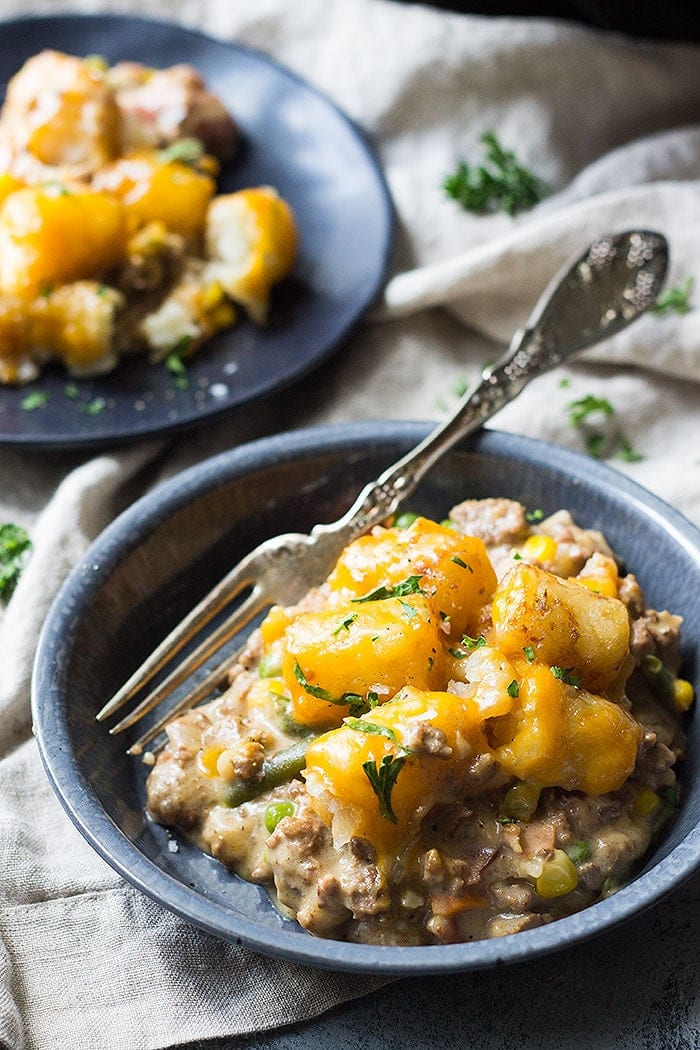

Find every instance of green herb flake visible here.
[352,575,424,603]
[650,276,694,316]
[559,378,571,389]
[367,691,379,709]
[449,647,468,660]
[443,131,548,217]
[63,383,80,399]
[159,137,206,165]
[566,839,593,866]
[332,613,357,636]
[462,634,486,650]
[551,665,582,688]
[343,718,398,744]
[507,679,519,698]
[513,551,523,561]
[567,394,614,427]
[0,523,31,604]
[525,508,544,523]
[80,396,107,416]
[264,801,295,834]
[522,645,535,663]
[362,753,406,823]
[617,433,644,463]
[20,391,50,411]
[498,817,519,826]
[585,432,606,459]
[164,336,193,389]
[398,599,418,620]
[39,284,54,299]
[293,661,335,702]
[451,555,473,572]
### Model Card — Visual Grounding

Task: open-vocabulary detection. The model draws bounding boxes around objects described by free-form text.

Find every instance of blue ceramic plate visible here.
[0,15,392,449]
[32,424,700,974]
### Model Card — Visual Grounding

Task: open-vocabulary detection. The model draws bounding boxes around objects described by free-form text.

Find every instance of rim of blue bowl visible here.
[32,422,700,974]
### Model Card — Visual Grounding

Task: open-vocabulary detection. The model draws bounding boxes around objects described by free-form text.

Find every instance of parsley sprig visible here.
[650,276,694,316]
[444,132,548,217]
[352,575,424,603]
[566,393,643,463]
[362,753,406,823]
[293,660,363,709]
[0,523,31,604]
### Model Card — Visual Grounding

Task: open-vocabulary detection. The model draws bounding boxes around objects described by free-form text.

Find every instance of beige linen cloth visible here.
[1,0,699,1047]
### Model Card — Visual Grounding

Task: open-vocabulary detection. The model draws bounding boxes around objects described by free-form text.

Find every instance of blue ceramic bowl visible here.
[32,423,700,974]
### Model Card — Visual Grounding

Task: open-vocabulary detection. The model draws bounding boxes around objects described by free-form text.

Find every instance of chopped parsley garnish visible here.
[451,556,473,572]
[551,665,582,688]
[650,276,694,316]
[332,613,357,635]
[525,508,544,523]
[522,645,535,663]
[343,718,399,744]
[507,679,519,698]
[20,391,50,411]
[617,433,644,463]
[398,599,418,620]
[367,691,379,708]
[352,575,424,603]
[159,137,206,165]
[567,394,614,427]
[80,396,107,416]
[293,661,335,701]
[0,523,31,604]
[362,753,406,823]
[63,383,80,399]
[449,647,468,660]
[513,551,523,561]
[443,131,547,216]
[164,336,192,389]
[566,393,644,464]
[461,634,486,650]
[566,839,592,866]
[292,662,368,714]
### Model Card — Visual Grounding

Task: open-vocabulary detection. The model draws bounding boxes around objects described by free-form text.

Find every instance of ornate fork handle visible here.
[315,227,668,546]
[313,324,553,544]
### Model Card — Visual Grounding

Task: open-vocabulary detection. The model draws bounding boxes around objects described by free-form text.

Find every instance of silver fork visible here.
[97,229,668,754]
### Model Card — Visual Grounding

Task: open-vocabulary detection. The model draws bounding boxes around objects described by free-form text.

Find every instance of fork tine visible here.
[125,642,247,756]
[96,551,260,722]
[107,586,269,735]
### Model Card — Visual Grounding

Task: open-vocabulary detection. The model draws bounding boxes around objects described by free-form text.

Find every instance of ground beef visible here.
[449,498,528,545]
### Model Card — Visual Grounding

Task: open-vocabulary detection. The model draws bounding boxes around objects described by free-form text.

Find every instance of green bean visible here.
[640,654,675,705]
[221,738,315,808]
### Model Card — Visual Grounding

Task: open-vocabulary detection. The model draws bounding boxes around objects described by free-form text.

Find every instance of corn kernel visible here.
[673,678,695,713]
[197,745,224,777]
[536,849,579,898]
[202,281,225,311]
[632,788,660,817]
[574,576,618,598]
[522,534,558,563]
